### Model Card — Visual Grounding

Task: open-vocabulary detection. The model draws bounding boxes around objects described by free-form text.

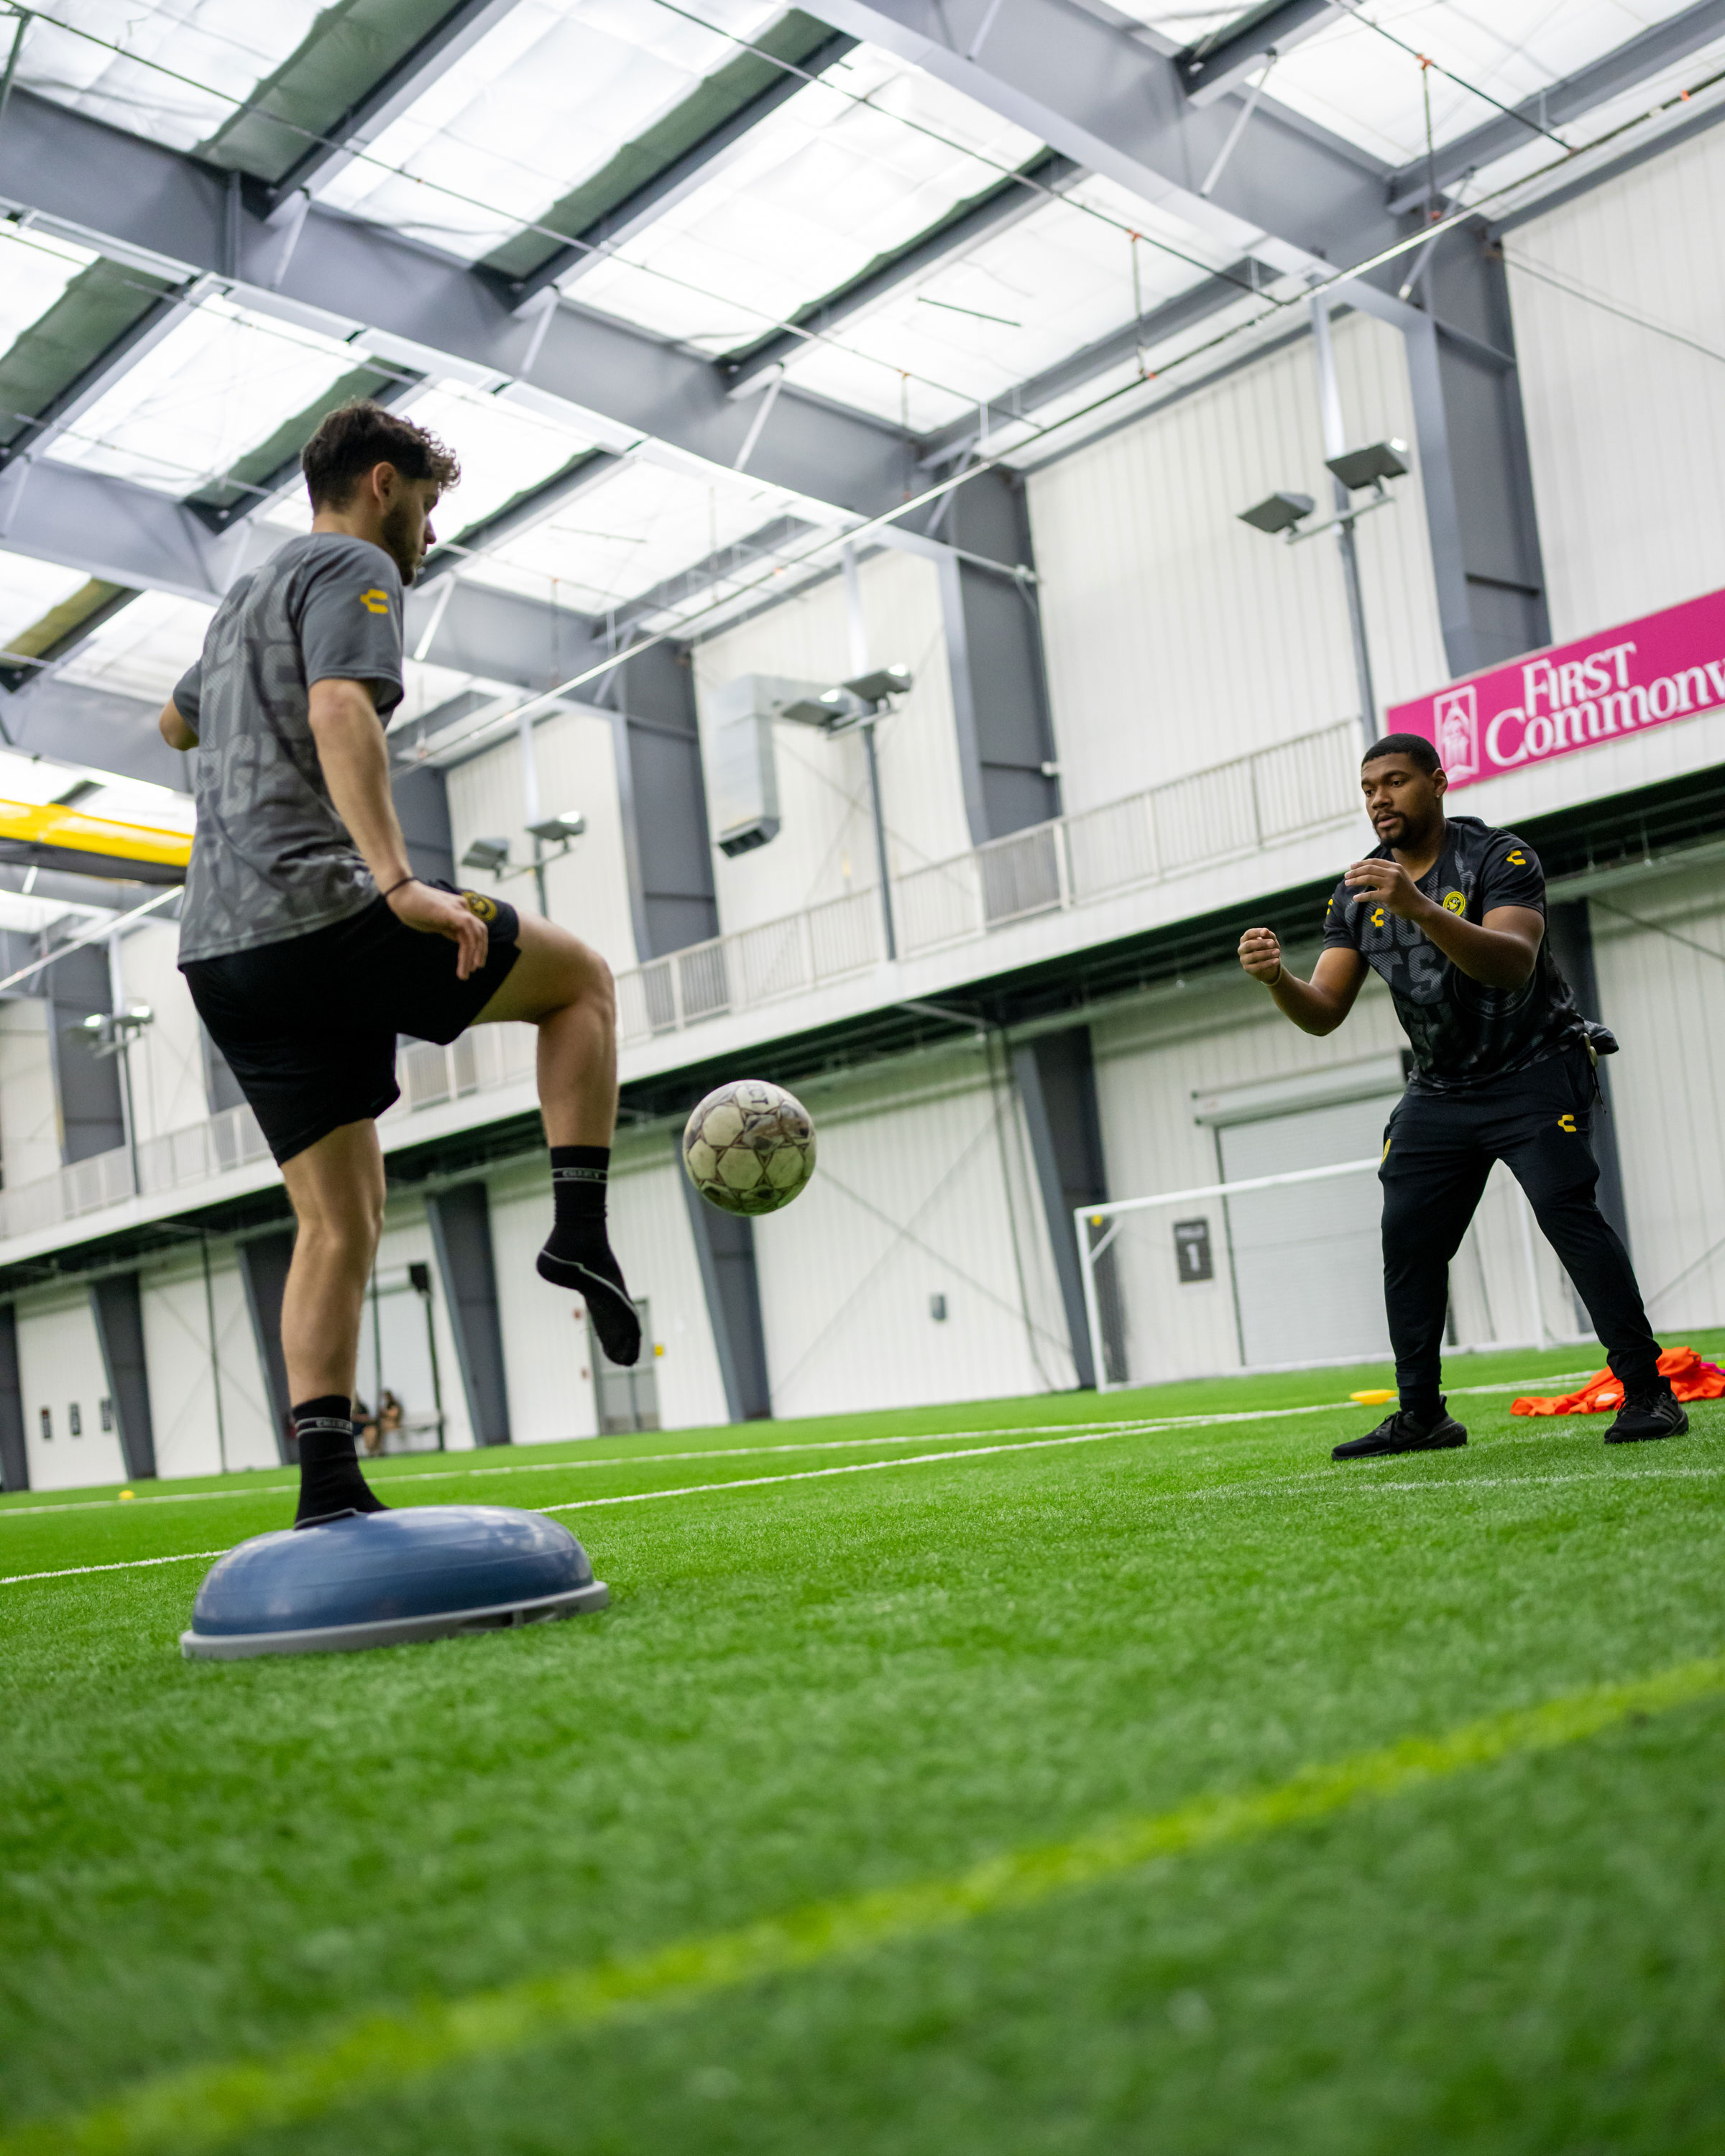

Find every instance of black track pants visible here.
[1379,1045,1661,1408]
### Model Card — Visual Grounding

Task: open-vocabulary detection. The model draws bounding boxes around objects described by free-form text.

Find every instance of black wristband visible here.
[382,875,418,900]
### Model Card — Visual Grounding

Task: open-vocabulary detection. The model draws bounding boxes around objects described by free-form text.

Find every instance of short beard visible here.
[379,499,423,584]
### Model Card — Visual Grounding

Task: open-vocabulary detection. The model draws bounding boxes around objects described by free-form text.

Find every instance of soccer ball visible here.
[681,1079,816,1216]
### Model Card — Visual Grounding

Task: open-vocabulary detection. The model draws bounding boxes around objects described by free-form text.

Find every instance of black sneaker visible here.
[1604,1387,1688,1445]
[1333,1399,1468,1461]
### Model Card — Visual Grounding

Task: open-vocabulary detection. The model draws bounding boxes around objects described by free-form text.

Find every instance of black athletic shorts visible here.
[183,889,521,1166]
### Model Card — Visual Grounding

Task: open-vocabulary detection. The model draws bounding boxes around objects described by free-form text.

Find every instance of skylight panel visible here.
[0,553,93,660]
[397,382,598,540]
[56,590,215,704]
[316,0,785,261]
[461,456,813,613]
[570,45,1044,351]
[1265,1,1704,170]
[14,1,324,154]
[0,227,97,362]
[783,177,1237,430]
[42,297,363,497]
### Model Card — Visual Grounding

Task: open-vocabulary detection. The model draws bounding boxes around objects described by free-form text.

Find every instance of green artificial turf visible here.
[2,1335,1724,2154]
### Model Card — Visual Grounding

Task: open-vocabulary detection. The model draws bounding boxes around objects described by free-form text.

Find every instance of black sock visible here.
[1400,1391,1443,1427]
[539,1146,641,1367]
[293,1396,387,1526]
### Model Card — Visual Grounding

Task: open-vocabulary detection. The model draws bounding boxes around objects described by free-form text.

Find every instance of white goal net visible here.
[1077,1156,1596,1393]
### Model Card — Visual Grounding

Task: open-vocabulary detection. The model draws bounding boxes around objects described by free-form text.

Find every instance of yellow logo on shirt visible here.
[359,587,391,615]
[1442,890,1466,913]
[1371,907,1385,928]
[1558,1113,1577,1133]
[1506,850,1527,865]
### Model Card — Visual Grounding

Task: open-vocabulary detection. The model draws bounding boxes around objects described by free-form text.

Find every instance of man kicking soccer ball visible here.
[159,400,639,1526]
[1238,731,1681,1460]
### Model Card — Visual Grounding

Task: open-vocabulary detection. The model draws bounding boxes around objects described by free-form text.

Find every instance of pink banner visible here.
[1386,586,1725,788]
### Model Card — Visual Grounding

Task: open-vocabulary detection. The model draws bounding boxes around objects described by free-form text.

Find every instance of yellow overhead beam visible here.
[0,798,192,870]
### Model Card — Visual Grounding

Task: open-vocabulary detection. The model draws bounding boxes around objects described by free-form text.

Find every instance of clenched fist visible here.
[1238,926,1283,984]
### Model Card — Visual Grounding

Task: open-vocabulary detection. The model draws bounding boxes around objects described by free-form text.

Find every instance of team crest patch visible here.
[461,890,498,923]
[1442,890,1467,913]
[359,587,391,615]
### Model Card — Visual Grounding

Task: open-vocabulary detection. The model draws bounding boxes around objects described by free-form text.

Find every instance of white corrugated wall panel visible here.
[1027,313,1448,814]
[1505,124,1725,640]
[691,548,968,935]
[118,923,211,1142]
[445,706,638,972]
[1090,969,1406,1383]
[608,1142,730,1431]
[750,1049,1075,1420]
[16,1286,125,1489]
[0,1001,61,1189]
[140,1248,277,1478]
[487,1162,599,1445]
[1589,864,1725,1333]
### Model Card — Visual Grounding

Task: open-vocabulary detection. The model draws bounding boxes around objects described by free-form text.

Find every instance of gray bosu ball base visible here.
[182,1506,608,1661]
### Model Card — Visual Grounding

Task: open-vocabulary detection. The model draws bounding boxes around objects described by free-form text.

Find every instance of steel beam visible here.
[523,32,860,305]
[724,152,1083,397]
[0,676,191,792]
[425,1181,511,1446]
[677,1141,771,1420]
[267,0,527,207]
[0,1304,27,1490]
[236,1230,295,1462]
[603,643,719,959]
[1177,1,1348,106]
[1388,0,1725,214]
[0,87,911,519]
[90,1271,157,1480]
[0,453,252,603]
[1009,1031,1108,1390]
[801,0,1398,283]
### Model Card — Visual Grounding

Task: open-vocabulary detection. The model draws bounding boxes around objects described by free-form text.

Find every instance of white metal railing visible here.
[0,721,1359,1245]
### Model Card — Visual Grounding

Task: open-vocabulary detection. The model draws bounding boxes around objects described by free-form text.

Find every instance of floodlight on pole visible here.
[1238,490,1315,536]
[461,836,511,875]
[526,811,586,846]
[1325,438,1409,492]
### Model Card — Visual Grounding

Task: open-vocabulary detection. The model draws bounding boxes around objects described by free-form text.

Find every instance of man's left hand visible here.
[1344,858,1428,919]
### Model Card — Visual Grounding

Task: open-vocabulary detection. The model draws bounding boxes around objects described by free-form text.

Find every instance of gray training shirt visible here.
[172,533,405,965]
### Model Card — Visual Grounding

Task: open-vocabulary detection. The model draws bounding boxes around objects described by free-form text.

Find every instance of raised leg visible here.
[474,912,616,1145]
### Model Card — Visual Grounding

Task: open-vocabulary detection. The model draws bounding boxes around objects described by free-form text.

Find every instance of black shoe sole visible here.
[1333,1427,1468,1461]
[1604,1408,1690,1445]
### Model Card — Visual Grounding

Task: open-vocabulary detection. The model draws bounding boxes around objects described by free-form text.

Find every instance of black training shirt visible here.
[1320,814,1583,1089]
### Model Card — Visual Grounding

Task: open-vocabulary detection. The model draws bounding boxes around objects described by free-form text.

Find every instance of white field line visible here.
[2,1428,1715,1590]
[0,1370,1614,1525]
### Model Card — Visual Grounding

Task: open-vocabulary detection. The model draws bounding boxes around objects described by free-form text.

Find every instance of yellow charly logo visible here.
[1443,890,1466,913]
[1506,850,1527,865]
[359,587,391,615]
[1558,1112,1577,1133]
[461,890,499,923]
[1371,907,1386,928]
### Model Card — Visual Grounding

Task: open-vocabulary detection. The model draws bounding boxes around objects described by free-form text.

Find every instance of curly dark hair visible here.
[300,399,460,510]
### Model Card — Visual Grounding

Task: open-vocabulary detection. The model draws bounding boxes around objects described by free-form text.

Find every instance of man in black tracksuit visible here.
[1238,731,1683,1458]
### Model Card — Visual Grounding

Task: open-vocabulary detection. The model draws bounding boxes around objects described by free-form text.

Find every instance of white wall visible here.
[446,704,639,972]
[117,921,211,1143]
[1591,862,1725,1334]
[1027,311,1448,814]
[750,1046,1075,1420]
[1090,964,1407,1383]
[0,1000,61,1188]
[691,547,970,934]
[140,1245,278,1478]
[15,1286,126,1490]
[1506,124,1725,642]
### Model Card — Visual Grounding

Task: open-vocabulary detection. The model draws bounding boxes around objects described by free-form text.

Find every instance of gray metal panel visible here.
[426,1181,511,1446]
[0,677,192,792]
[1177,1,1348,103]
[676,1140,771,1421]
[1545,902,1629,1249]
[0,1302,27,1491]
[1011,1031,1108,1389]
[45,941,124,1164]
[236,1230,295,1462]
[390,762,456,888]
[0,87,911,519]
[607,643,719,959]
[403,577,604,693]
[90,1271,156,1480]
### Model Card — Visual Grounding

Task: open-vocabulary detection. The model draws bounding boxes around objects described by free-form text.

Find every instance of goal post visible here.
[1076,1156,1591,1394]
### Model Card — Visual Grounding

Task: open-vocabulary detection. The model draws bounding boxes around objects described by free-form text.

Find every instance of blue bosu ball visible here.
[180,1506,609,1660]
